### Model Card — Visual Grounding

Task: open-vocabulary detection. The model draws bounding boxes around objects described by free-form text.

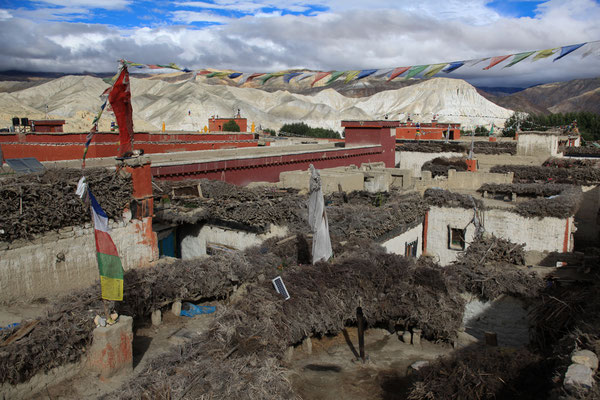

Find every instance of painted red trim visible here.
[422,211,429,254]
[152,145,387,185]
[563,217,570,252]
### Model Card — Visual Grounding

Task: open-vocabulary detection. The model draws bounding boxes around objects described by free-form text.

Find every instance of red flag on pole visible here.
[109,66,134,158]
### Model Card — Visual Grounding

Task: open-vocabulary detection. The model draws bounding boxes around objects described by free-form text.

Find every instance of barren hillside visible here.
[0,75,513,133]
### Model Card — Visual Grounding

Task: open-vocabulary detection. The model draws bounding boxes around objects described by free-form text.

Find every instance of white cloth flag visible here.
[308,165,333,264]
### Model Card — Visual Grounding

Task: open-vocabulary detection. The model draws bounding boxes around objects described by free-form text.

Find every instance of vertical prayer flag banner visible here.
[108,66,134,158]
[89,191,124,301]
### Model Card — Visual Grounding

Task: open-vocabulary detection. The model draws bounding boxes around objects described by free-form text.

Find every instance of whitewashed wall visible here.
[0,217,158,303]
[426,207,477,265]
[517,134,559,156]
[426,206,574,266]
[395,151,464,178]
[180,224,289,260]
[382,223,423,258]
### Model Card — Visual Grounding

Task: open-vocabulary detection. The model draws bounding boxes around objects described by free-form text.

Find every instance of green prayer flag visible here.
[405,65,428,80]
[504,51,536,68]
[326,71,345,85]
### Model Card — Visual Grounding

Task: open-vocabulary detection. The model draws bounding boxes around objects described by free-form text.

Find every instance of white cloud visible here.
[171,10,231,23]
[0,9,13,20]
[34,0,131,10]
[0,0,599,87]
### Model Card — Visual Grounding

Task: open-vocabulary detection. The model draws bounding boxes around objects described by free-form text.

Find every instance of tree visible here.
[502,112,536,137]
[279,122,340,139]
[222,120,240,132]
[473,126,489,136]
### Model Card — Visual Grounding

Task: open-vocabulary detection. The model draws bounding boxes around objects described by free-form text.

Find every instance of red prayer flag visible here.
[108,67,134,157]
[311,71,331,87]
[387,67,410,81]
[483,55,511,70]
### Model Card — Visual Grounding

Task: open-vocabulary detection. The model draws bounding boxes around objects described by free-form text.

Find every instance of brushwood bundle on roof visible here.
[397,142,465,153]
[424,188,484,210]
[490,165,600,185]
[407,347,547,400]
[114,246,465,400]
[443,234,544,301]
[326,191,429,241]
[514,186,582,219]
[0,244,284,385]
[396,141,516,155]
[563,146,600,157]
[0,239,465,395]
[478,183,570,197]
[543,157,600,168]
[155,179,306,233]
[0,168,132,242]
[422,157,468,177]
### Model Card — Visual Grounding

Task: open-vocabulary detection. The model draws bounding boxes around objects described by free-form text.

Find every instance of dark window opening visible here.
[448,227,466,250]
[405,239,418,257]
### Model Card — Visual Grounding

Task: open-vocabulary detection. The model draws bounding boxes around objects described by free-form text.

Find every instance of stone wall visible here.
[382,223,423,258]
[0,215,158,303]
[179,224,288,260]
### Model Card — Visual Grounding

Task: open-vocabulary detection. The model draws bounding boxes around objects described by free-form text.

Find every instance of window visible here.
[448,227,465,250]
[405,239,418,257]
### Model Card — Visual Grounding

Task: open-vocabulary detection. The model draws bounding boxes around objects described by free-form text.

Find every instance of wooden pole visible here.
[357,307,365,363]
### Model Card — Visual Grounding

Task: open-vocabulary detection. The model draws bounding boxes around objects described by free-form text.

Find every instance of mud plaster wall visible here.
[179,224,289,260]
[382,223,423,258]
[574,185,600,247]
[517,134,559,157]
[0,217,158,303]
[395,151,464,178]
[426,206,574,266]
[462,294,530,347]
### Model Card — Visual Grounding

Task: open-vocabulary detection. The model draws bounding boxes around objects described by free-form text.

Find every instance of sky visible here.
[0,0,599,87]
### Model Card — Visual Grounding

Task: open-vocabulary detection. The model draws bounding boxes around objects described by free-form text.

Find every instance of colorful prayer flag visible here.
[405,65,428,79]
[356,69,378,80]
[424,63,448,78]
[283,72,302,83]
[89,191,124,301]
[325,71,345,85]
[554,43,586,62]
[343,70,360,83]
[483,55,511,70]
[443,62,464,73]
[504,51,535,68]
[533,48,558,61]
[387,67,410,81]
[312,71,332,87]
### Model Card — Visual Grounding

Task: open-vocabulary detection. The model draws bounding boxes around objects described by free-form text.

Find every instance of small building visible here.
[208,114,248,132]
[517,130,580,157]
[396,118,461,141]
[31,120,66,133]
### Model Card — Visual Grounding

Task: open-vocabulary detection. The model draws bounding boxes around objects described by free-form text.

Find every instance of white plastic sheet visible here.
[308,165,333,264]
